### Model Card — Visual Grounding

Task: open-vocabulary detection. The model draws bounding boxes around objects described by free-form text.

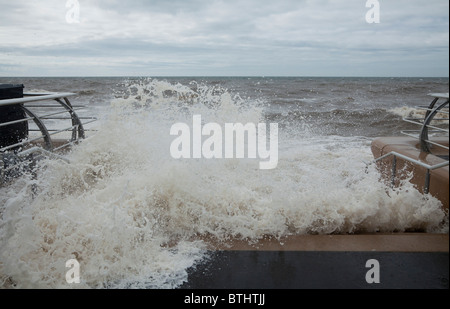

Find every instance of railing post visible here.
[55,97,86,141]
[20,105,53,151]
[0,156,4,184]
[391,155,397,188]
[424,170,431,195]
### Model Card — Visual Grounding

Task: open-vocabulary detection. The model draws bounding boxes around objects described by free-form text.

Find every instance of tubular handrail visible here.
[373,151,449,171]
[0,92,77,107]
[401,93,449,153]
[370,151,449,194]
[1,92,96,182]
[0,92,94,153]
[420,98,449,152]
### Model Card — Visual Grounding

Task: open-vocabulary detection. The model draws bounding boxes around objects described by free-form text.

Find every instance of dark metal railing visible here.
[401,93,449,153]
[369,93,449,194]
[0,92,96,182]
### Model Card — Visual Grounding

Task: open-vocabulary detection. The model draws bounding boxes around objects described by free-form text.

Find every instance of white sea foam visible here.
[1,79,448,288]
[389,106,449,125]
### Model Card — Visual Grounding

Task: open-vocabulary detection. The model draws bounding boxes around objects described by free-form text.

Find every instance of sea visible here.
[0,76,448,288]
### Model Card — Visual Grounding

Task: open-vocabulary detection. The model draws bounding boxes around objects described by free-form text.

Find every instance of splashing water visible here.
[0,78,447,288]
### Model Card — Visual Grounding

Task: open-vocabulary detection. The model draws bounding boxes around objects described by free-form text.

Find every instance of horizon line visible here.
[1,75,449,79]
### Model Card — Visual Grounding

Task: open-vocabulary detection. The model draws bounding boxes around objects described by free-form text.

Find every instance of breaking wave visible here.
[0,78,447,288]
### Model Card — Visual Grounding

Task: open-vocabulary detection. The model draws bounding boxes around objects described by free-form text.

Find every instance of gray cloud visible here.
[0,0,448,76]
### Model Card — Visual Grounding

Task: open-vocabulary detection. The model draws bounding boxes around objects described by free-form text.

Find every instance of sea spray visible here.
[0,78,447,288]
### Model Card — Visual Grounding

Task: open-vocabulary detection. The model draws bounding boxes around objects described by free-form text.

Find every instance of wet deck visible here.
[179,233,449,289]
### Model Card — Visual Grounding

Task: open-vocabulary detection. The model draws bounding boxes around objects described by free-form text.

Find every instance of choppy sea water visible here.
[0,76,448,288]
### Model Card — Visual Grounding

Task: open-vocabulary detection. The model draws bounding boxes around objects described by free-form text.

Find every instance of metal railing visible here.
[371,151,449,194]
[370,93,449,194]
[401,93,449,153]
[1,92,96,181]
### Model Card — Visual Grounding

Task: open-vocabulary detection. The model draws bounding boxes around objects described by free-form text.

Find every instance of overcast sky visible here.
[0,0,448,77]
